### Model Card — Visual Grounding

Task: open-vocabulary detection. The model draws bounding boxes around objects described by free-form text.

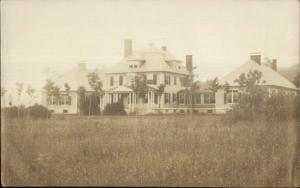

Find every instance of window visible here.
[179,93,185,104]
[129,65,133,68]
[153,74,157,85]
[172,93,177,103]
[174,76,177,85]
[143,93,148,104]
[225,90,239,104]
[59,96,64,105]
[66,96,72,105]
[134,65,138,68]
[164,93,170,104]
[63,109,68,113]
[164,74,170,85]
[194,94,201,104]
[110,76,114,86]
[119,76,123,86]
[204,93,215,104]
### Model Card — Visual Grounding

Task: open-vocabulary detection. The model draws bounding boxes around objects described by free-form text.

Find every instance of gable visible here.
[220,61,297,89]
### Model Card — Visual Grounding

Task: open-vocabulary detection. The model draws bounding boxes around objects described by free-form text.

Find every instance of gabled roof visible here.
[107,85,133,92]
[107,84,158,93]
[52,66,103,92]
[220,60,297,89]
[103,46,190,75]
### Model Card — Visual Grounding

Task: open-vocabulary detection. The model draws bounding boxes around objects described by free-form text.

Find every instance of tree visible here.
[87,71,103,116]
[8,94,13,106]
[223,82,230,93]
[52,85,61,113]
[293,73,300,88]
[234,70,264,93]
[207,77,221,93]
[131,74,148,103]
[16,82,24,118]
[180,76,193,106]
[1,87,7,107]
[43,80,55,103]
[190,81,201,110]
[77,86,87,115]
[43,79,56,119]
[64,83,71,95]
[226,70,267,121]
[26,85,35,106]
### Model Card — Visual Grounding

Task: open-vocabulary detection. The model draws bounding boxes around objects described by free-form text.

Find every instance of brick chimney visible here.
[250,52,261,65]
[186,55,193,73]
[124,39,132,58]
[161,46,167,51]
[272,59,277,71]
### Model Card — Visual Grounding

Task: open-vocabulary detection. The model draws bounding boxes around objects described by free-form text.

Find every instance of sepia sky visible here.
[1,0,299,104]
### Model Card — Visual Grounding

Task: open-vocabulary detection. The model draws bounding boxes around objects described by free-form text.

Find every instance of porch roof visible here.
[107,84,159,93]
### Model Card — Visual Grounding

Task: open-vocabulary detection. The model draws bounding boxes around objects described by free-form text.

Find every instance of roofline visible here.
[223,84,297,90]
[103,70,190,75]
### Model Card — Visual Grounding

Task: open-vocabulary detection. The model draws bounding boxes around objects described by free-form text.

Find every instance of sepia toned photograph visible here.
[1,0,300,186]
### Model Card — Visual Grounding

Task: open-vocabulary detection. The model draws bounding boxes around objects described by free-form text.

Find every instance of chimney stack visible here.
[186,55,193,73]
[124,39,132,58]
[250,52,261,65]
[161,46,167,51]
[272,59,277,71]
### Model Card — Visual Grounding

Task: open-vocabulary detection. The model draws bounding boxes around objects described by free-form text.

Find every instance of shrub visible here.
[2,105,26,119]
[224,89,299,123]
[2,105,51,119]
[26,105,51,119]
[79,96,101,116]
[103,102,126,115]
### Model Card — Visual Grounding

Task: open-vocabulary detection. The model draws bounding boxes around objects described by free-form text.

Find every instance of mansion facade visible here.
[41,40,298,114]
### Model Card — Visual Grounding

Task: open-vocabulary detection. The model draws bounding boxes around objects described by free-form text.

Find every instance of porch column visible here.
[161,93,164,108]
[149,92,151,109]
[151,91,154,109]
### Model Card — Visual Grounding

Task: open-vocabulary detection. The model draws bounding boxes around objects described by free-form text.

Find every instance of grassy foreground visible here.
[1,115,298,186]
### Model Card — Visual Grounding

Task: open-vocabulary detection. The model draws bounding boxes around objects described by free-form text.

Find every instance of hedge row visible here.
[2,105,51,119]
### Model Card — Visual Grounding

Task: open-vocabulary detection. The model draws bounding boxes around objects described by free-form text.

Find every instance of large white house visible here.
[42,40,216,114]
[41,41,298,115]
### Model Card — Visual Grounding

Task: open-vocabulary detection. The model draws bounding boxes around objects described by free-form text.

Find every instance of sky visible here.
[1,0,299,105]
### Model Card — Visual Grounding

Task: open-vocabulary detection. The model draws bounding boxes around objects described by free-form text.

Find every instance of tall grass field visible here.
[1,115,299,186]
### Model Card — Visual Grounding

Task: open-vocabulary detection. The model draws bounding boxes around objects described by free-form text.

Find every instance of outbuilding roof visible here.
[220,60,297,89]
[103,46,190,75]
[51,65,104,92]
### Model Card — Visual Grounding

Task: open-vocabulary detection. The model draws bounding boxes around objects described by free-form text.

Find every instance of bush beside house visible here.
[2,105,51,119]
[103,103,126,115]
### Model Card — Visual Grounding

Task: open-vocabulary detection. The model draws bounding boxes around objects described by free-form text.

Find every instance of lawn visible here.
[1,115,298,186]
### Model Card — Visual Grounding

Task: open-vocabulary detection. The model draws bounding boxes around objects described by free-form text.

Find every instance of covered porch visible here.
[102,85,159,114]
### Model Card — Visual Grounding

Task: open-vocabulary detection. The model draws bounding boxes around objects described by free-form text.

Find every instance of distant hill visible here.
[278,64,299,85]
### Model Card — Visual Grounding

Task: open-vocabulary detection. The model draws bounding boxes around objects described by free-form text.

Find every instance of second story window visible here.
[110,76,114,86]
[174,76,177,85]
[119,76,123,86]
[153,74,157,85]
[164,74,170,85]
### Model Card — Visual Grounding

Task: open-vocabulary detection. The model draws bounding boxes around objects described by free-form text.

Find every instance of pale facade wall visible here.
[43,91,78,114]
